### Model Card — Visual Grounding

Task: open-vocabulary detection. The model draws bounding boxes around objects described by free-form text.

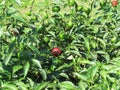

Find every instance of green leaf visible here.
[101,64,114,71]
[27,78,34,89]
[78,34,90,52]
[111,57,120,67]
[84,38,90,52]
[73,72,88,81]
[34,82,49,90]
[0,1,5,5]
[15,81,28,90]
[87,64,99,81]
[11,14,26,23]
[12,65,22,75]
[107,75,115,82]
[0,80,3,87]
[15,0,21,5]
[3,52,13,65]
[97,38,106,48]
[28,46,40,55]
[23,62,30,78]
[38,69,47,80]
[3,83,18,90]
[100,70,107,80]
[56,63,73,71]
[47,83,57,89]
[96,51,106,54]
[59,73,70,80]
[59,81,75,90]
[3,42,15,65]
[0,71,11,79]
[78,81,88,90]
[32,59,42,69]
[111,83,118,90]
[70,50,81,56]
[48,31,56,38]
[115,42,120,47]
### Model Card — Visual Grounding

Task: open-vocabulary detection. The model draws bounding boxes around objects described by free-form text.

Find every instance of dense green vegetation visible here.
[0,0,120,89]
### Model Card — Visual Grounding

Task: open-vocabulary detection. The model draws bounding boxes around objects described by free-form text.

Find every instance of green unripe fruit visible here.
[43,37,50,43]
[59,33,65,40]
[68,0,75,6]
[67,20,73,29]
[52,5,60,12]
[77,6,83,11]
[100,1,106,7]
[111,37,116,43]
[44,12,48,19]
[84,7,90,14]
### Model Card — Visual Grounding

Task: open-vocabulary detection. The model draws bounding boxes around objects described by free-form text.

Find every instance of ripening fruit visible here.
[11,30,19,36]
[52,47,61,57]
[52,5,60,12]
[112,0,119,7]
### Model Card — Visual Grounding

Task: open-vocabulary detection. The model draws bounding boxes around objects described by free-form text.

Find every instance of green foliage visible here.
[0,0,120,89]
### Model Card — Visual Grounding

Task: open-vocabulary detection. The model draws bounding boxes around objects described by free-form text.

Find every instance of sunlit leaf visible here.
[27,78,34,89]
[32,59,42,69]
[73,72,88,81]
[38,69,47,80]
[87,64,99,81]
[15,0,21,5]
[15,81,28,90]
[59,73,70,80]
[59,81,75,90]
[12,65,22,75]
[34,82,49,90]
[2,83,18,90]
[11,14,26,23]
[78,34,90,52]
[100,70,107,80]
[78,81,88,90]
[3,41,15,65]
[23,62,30,78]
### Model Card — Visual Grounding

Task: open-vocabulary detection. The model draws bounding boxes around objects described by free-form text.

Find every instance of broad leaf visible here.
[15,0,21,5]
[3,41,15,65]
[59,81,75,90]
[32,59,42,69]
[34,82,49,90]
[87,64,99,81]
[23,62,30,78]
[12,65,22,75]
[2,83,18,90]
[38,69,47,80]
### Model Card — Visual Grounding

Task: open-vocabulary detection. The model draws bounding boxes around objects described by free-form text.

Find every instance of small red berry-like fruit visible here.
[11,30,19,36]
[52,47,61,57]
[112,0,119,7]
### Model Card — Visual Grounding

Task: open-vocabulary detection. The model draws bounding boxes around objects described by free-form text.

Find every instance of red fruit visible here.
[52,47,61,57]
[11,30,19,36]
[112,0,119,7]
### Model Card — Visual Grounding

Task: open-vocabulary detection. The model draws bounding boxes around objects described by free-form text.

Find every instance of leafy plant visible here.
[0,0,120,89]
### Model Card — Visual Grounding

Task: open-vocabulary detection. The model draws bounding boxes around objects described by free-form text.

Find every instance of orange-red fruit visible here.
[112,0,119,7]
[52,47,61,57]
[11,31,19,36]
